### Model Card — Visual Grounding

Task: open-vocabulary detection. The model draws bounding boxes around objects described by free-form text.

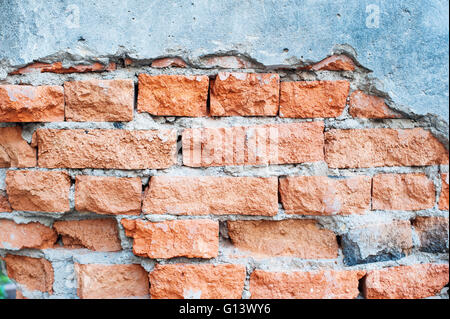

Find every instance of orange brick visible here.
[122,219,218,259]
[6,170,71,212]
[0,85,64,122]
[279,176,371,215]
[53,219,122,252]
[325,128,449,168]
[0,127,36,168]
[413,217,449,253]
[372,173,435,211]
[0,220,56,249]
[210,72,279,116]
[149,264,246,299]
[439,173,449,210]
[250,269,365,299]
[75,176,142,215]
[143,176,278,216]
[0,194,12,212]
[279,81,349,118]
[2,255,54,293]
[65,79,134,122]
[75,264,149,299]
[363,264,449,299]
[349,90,401,119]
[182,122,324,167]
[227,219,338,259]
[9,61,115,75]
[137,74,209,116]
[35,129,177,169]
[309,54,356,71]
[151,57,187,68]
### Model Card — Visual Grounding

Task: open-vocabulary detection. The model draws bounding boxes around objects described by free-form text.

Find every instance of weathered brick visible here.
[210,72,279,116]
[149,264,246,299]
[308,54,356,71]
[34,129,177,169]
[227,219,338,259]
[9,61,116,75]
[341,221,413,266]
[53,219,122,252]
[439,173,449,210]
[250,269,365,299]
[122,219,219,259]
[0,220,56,249]
[325,128,449,168]
[279,80,349,118]
[75,176,142,215]
[372,173,435,211]
[0,85,64,122]
[413,217,449,253]
[279,176,371,215]
[151,57,187,68]
[65,79,134,122]
[2,255,54,293]
[75,264,149,299]
[6,170,71,213]
[0,194,12,212]
[137,74,209,116]
[349,90,401,119]
[363,264,449,299]
[143,176,278,216]
[0,127,36,168]
[182,122,324,167]
[200,56,255,69]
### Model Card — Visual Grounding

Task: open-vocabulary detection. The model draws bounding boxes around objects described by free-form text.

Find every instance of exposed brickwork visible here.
[10,61,116,75]
[0,220,56,249]
[349,90,401,119]
[439,173,449,210]
[0,127,36,168]
[308,54,356,71]
[413,217,449,253]
[0,194,12,212]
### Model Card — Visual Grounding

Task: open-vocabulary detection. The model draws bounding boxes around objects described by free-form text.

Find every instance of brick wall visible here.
[0,54,448,299]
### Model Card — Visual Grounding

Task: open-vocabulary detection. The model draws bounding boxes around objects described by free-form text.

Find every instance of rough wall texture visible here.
[0,0,449,300]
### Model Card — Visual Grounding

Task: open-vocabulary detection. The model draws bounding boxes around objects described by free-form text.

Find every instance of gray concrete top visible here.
[0,0,448,122]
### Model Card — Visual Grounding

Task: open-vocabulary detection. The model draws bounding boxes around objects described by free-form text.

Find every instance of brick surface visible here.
[210,72,279,116]
[75,176,142,215]
[0,194,12,212]
[363,264,449,299]
[149,264,246,299]
[325,128,449,168]
[372,173,435,211]
[182,122,324,167]
[0,220,56,249]
[143,176,278,216]
[279,80,349,118]
[65,79,134,122]
[0,85,64,122]
[35,129,177,169]
[413,217,449,253]
[6,170,71,212]
[53,219,122,252]
[349,90,401,119]
[250,269,365,299]
[308,54,356,71]
[439,173,449,210]
[122,219,219,259]
[137,74,209,116]
[279,176,371,215]
[0,127,36,168]
[75,264,149,299]
[227,219,338,259]
[10,61,115,75]
[2,255,54,293]
[151,57,187,68]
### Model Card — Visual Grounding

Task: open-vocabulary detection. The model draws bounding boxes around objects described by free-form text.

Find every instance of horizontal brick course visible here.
[0,220,56,250]
[349,90,401,119]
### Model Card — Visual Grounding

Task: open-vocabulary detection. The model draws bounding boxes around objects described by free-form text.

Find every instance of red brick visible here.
[325,128,449,168]
[75,176,142,215]
[227,219,338,259]
[182,122,324,167]
[372,173,435,211]
[0,127,36,168]
[363,264,449,299]
[2,255,54,293]
[65,79,134,122]
[143,176,278,216]
[412,217,449,253]
[53,219,122,252]
[151,57,187,68]
[121,219,218,259]
[0,194,12,212]
[279,80,350,118]
[250,269,365,299]
[75,264,149,299]
[34,129,177,169]
[439,173,449,210]
[149,264,246,299]
[279,176,371,215]
[137,74,209,116]
[210,72,279,116]
[0,85,64,122]
[349,90,401,119]
[6,170,71,213]
[308,54,356,71]
[9,61,115,75]
[0,220,56,249]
